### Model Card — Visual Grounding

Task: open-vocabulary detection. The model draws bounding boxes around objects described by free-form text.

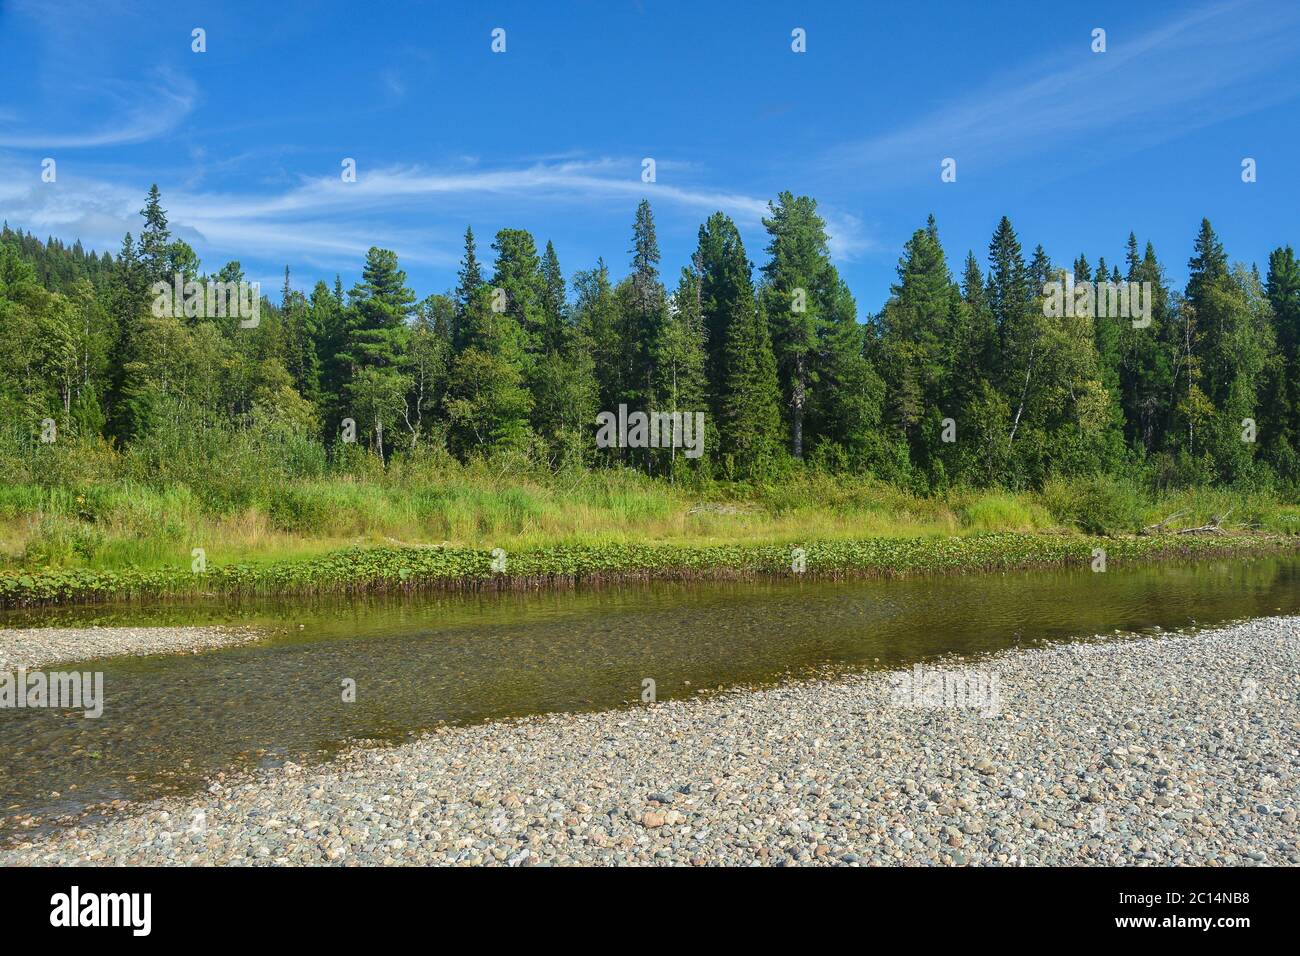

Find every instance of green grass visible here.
[2,447,1298,606]
[958,492,1054,532]
[3,469,973,571]
[2,532,1294,609]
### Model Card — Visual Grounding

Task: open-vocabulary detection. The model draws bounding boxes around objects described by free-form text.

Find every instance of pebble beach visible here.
[0,625,264,670]
[2,617,1297,866]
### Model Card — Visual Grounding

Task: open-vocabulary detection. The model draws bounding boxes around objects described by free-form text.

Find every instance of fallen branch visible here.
[1140,511,1185,535]
[1176,508,1234,535]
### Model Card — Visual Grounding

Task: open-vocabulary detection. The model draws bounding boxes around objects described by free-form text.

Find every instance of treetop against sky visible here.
[1,0,1297,309]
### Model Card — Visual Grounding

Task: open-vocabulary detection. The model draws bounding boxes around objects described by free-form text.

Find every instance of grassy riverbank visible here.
[2,463,1298,606]
[2,529,1297,609]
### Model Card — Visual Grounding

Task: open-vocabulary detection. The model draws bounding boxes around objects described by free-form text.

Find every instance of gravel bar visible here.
[0,626,264,670]
[3,617,1297,866]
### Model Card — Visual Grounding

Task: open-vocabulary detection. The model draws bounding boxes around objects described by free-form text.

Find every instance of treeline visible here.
[2,185,1298,491]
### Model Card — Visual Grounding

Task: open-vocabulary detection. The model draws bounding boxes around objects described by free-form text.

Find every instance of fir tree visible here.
[137,184,172,286]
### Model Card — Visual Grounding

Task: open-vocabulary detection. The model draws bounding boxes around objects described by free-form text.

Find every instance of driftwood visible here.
[1140,511,1185,535]
[1175,508,1234,535]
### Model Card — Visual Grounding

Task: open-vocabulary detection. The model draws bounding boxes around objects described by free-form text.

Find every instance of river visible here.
[2,553,1297,840]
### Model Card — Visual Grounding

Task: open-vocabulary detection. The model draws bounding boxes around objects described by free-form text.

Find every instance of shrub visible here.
[1039,475,1145,535]
[959,492,1053,532]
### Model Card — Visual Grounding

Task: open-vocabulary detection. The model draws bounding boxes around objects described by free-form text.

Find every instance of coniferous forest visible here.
[6,1,1300,883]
[2,185,1299,573]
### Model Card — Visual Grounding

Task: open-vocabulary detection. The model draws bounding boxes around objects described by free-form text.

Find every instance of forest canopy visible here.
[2,185,1298,494]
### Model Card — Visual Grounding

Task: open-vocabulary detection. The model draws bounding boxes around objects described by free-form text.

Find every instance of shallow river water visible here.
[2,554,1298,838]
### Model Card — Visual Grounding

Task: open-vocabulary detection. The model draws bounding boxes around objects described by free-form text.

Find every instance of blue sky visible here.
[1,0,1298,310]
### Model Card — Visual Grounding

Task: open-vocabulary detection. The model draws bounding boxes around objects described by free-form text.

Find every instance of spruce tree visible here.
[876,218,958,463]
[626,200,667,412]
[1264,246,1300,479]
[807,275,884,472]
[699,217,782,472]
[723,293,783,473]
[336,248,415,458]
[529,241,599,462]
[696,212,750,417]
[986,217,1033,446]
[137,184,172,286]
[574,259,623,417]
[951,252,1011,483]
[490,228,546,357]
[1120,241,1174,455]
[759,192,850,459]
[105,232,148,438]
[540,240,568,354]
[456,226,483,304]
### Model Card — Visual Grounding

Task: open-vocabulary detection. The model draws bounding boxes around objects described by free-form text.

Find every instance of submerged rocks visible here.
[2,616,1297,866]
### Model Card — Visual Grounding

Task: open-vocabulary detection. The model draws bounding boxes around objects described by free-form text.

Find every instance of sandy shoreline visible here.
[2,616,1297,866]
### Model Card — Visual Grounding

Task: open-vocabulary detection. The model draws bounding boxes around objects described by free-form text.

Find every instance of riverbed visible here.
[2,616,1296,865]
[2,554,1299,857]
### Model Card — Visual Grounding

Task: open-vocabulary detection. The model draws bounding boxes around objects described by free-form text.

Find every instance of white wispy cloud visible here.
[0,152,874,272]
[829,0,1300,182]
[162,159,874,262]
[163,159,771,222]
[822,209,877,261]
[0,166,139,242]
[0,69,197,149]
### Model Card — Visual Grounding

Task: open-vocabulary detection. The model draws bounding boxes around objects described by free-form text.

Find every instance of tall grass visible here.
[2,428,1296,573]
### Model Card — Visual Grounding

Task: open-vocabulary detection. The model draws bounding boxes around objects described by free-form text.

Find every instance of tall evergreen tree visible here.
[528,241,599,463]
[137,184,172,286]
[1119,241,1174,455]
[336,248,415,459]
[540,240,568,354]
[656,265,710,469]
[949,252,1011,483]
[696,212,750,417]
[626,200,668,413]
[456,227,483,304]
[453,226,483,351]
[1264,246,1300,478]
[574,259,622,415]
[694,215,781,471]
[986,217,1034,449]
[875,217,959,473]
[104,232,149,438]
[490,228,546,357]
[759,192,854,460]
